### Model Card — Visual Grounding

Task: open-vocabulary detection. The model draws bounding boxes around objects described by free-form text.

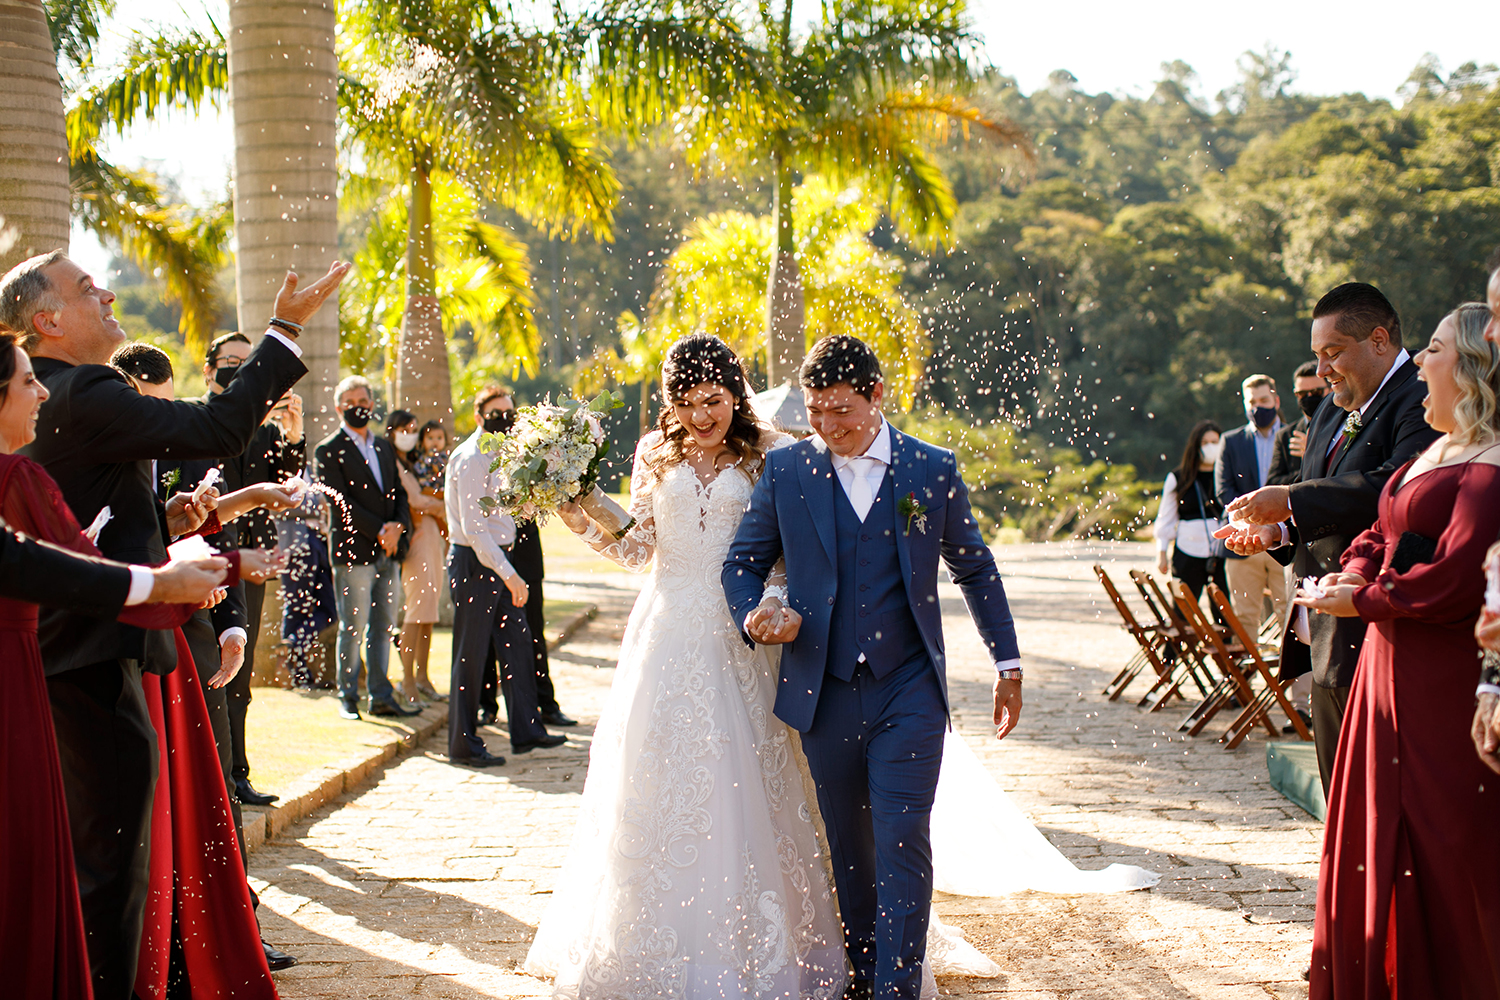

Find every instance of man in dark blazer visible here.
[1266,361,1328,486]
[1215,373,1289,633]
[315,375,414,722]
[1,250,344,1000]
[198,331,306,807]
[1219,282,1439,794]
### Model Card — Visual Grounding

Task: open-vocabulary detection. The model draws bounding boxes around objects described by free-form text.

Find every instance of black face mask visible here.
[344,405,373,429]
[1250,405,1279,429]
[483,410,516,435]
[1297,391,1326,420]
[212,365,239,389]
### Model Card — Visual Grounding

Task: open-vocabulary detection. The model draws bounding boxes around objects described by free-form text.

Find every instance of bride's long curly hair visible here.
[646,335,771,481]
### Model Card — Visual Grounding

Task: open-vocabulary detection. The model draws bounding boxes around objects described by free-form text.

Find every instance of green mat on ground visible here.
[1267,742,1325,821]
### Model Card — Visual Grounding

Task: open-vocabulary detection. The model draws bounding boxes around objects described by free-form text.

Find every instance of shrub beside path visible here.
[249,541,1317,999]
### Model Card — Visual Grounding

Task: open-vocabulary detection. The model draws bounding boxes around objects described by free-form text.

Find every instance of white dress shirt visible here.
[342,424,384,491]
[445,429,517,580]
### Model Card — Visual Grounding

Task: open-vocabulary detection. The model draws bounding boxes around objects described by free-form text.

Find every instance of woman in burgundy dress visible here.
[1297,302,1500,997]
[0,331,275,999]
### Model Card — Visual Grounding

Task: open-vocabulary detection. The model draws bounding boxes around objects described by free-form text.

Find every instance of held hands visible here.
[377,521,404,557]
[147,557,228,604]
[1224,485,1293,526]
[208,634,246,689]
[1292,572,1366,618]
[746,599,802,645]
[993,676,1023,740]
[272,261,352,329]
[504,573,529,608]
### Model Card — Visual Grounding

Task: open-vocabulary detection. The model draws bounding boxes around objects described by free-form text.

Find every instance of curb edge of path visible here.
[241,603,599,855]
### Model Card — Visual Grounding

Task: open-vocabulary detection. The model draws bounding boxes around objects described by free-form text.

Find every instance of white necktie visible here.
[846,457,877,521]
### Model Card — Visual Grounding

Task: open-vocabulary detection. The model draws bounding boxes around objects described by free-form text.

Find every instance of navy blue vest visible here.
[826,469,926,681]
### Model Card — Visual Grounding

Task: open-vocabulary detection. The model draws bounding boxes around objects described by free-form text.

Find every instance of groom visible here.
[723,335,1022,1000]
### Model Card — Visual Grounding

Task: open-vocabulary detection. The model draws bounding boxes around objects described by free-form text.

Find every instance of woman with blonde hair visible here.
[1296,302,1500,997]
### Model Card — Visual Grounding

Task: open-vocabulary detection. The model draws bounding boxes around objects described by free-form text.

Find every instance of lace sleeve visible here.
[572,435,660,572]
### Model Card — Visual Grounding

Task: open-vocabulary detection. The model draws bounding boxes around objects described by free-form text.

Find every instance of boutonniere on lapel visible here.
[1338,410,1363,451]
[898,492,928,536]
[161,468,180,494]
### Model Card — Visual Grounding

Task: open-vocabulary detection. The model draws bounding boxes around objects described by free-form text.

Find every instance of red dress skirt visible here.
[1311,459,1500,998]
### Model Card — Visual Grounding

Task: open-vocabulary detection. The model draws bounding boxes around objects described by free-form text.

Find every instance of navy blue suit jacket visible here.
[722,426,1020,732]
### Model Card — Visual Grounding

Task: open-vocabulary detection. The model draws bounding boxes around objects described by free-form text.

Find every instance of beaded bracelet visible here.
[267,317,303,335]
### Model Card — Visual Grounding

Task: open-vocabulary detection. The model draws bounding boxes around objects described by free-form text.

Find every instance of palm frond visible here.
[46,0,116,71]
[70,150,227,355]
[66,26,228,159]
[445,220,540,375]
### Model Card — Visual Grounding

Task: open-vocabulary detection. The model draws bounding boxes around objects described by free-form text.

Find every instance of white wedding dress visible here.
[524,435,1156,1000]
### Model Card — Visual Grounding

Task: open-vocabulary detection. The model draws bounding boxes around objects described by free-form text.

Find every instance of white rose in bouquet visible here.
[478,390,635,536]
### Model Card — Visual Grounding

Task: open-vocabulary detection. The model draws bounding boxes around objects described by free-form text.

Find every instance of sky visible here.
[68,0,1500,280]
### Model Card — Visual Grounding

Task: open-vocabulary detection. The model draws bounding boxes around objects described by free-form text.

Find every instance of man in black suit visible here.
[1267,361,1328,486]
[476,387,575,729]
[315,375,415,721]
[1,250,346,1000]
[1219,282,1439,794]
[1215,373,1289,633]
[198,331,307,807]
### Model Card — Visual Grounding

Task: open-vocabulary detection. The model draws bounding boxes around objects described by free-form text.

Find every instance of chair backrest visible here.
[1129,570,1176,630]
[1094,564,1148,636]
[1209,584,1278,672]
[1174,581,1256,699]
[1142,571,1190,628]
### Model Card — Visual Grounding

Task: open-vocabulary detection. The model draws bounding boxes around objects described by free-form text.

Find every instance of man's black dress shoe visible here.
[512,733,567,754]
[337,698,361,721]
[369,699,420,717]
[235,779,280,806]
[843,979,873,1000]
[452,751,507,768]
[541,710,578,727]
[477,710,499,726]
[262,940,298,971]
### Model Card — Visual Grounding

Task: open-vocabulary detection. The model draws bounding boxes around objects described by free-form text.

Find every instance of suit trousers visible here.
[47,659,158,1000]
[1312,683,1351,798]
[447,544,547,758]
[227,580,265,783]
[799,658,946,1000]
[480,570,559,718]
[1225,550,1288,636]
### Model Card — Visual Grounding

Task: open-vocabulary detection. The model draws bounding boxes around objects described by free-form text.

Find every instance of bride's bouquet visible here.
[478,390,635,536]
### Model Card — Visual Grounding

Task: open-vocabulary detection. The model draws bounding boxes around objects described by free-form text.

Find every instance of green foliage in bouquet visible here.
[478,390,626,523]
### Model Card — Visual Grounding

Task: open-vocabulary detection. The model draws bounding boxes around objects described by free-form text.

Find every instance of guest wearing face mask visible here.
[1154,420,1229,605]
[314,377,414,721]
[1215,374,1289,633]
[385,410,447,708]
[1267,361,1329,486]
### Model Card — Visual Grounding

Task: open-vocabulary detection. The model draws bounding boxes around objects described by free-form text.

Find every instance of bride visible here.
[523,335,1155,1000]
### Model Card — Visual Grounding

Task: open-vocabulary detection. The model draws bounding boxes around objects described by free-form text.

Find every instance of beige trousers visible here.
[1225,550,1288,637]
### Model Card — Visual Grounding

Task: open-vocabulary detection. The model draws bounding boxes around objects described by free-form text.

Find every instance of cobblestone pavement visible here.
[250,542,1318,999]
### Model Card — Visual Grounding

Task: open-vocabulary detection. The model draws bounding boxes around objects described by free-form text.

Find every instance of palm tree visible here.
[227,0,340,437]
[0,0,74,271]
[631,177,930,408]
[339,0,617,425]
[568,0,1029,383]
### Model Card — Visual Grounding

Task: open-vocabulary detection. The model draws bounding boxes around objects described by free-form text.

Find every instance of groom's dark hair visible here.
[799,335,882,400]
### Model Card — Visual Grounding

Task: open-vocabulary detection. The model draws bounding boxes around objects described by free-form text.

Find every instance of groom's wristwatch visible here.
[997,667,1023,682]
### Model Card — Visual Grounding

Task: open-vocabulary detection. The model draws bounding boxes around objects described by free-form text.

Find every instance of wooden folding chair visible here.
[1209,584,1313,748]
[1128,570,1212,703]
[1169,581,1269,738]
[1094,565,1173,701]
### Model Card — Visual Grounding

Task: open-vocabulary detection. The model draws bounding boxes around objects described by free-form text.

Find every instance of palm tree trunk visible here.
[765,148,805,386]
[0,0,70,272]
[395,156,449,426]
[228,0,339,440]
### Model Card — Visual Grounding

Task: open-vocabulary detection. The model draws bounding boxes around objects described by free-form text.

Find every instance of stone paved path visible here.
[250,542,1318,999]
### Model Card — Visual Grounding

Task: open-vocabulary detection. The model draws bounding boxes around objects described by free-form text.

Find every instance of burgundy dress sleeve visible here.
[0,455,211,630]
[1340,520,1388,585]
[1352,462,1500,625]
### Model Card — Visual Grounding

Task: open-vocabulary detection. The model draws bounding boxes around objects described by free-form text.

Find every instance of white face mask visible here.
[1198,442,1221,465]
[393,430,419,452]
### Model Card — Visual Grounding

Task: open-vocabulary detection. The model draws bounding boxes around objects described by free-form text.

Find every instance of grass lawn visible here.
[243,597,592,794]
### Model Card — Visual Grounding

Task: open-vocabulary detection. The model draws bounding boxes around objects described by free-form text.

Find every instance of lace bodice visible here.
[579,432,791,609]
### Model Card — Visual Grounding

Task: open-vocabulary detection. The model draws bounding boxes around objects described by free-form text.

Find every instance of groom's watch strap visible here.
[997,664,1023,681]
